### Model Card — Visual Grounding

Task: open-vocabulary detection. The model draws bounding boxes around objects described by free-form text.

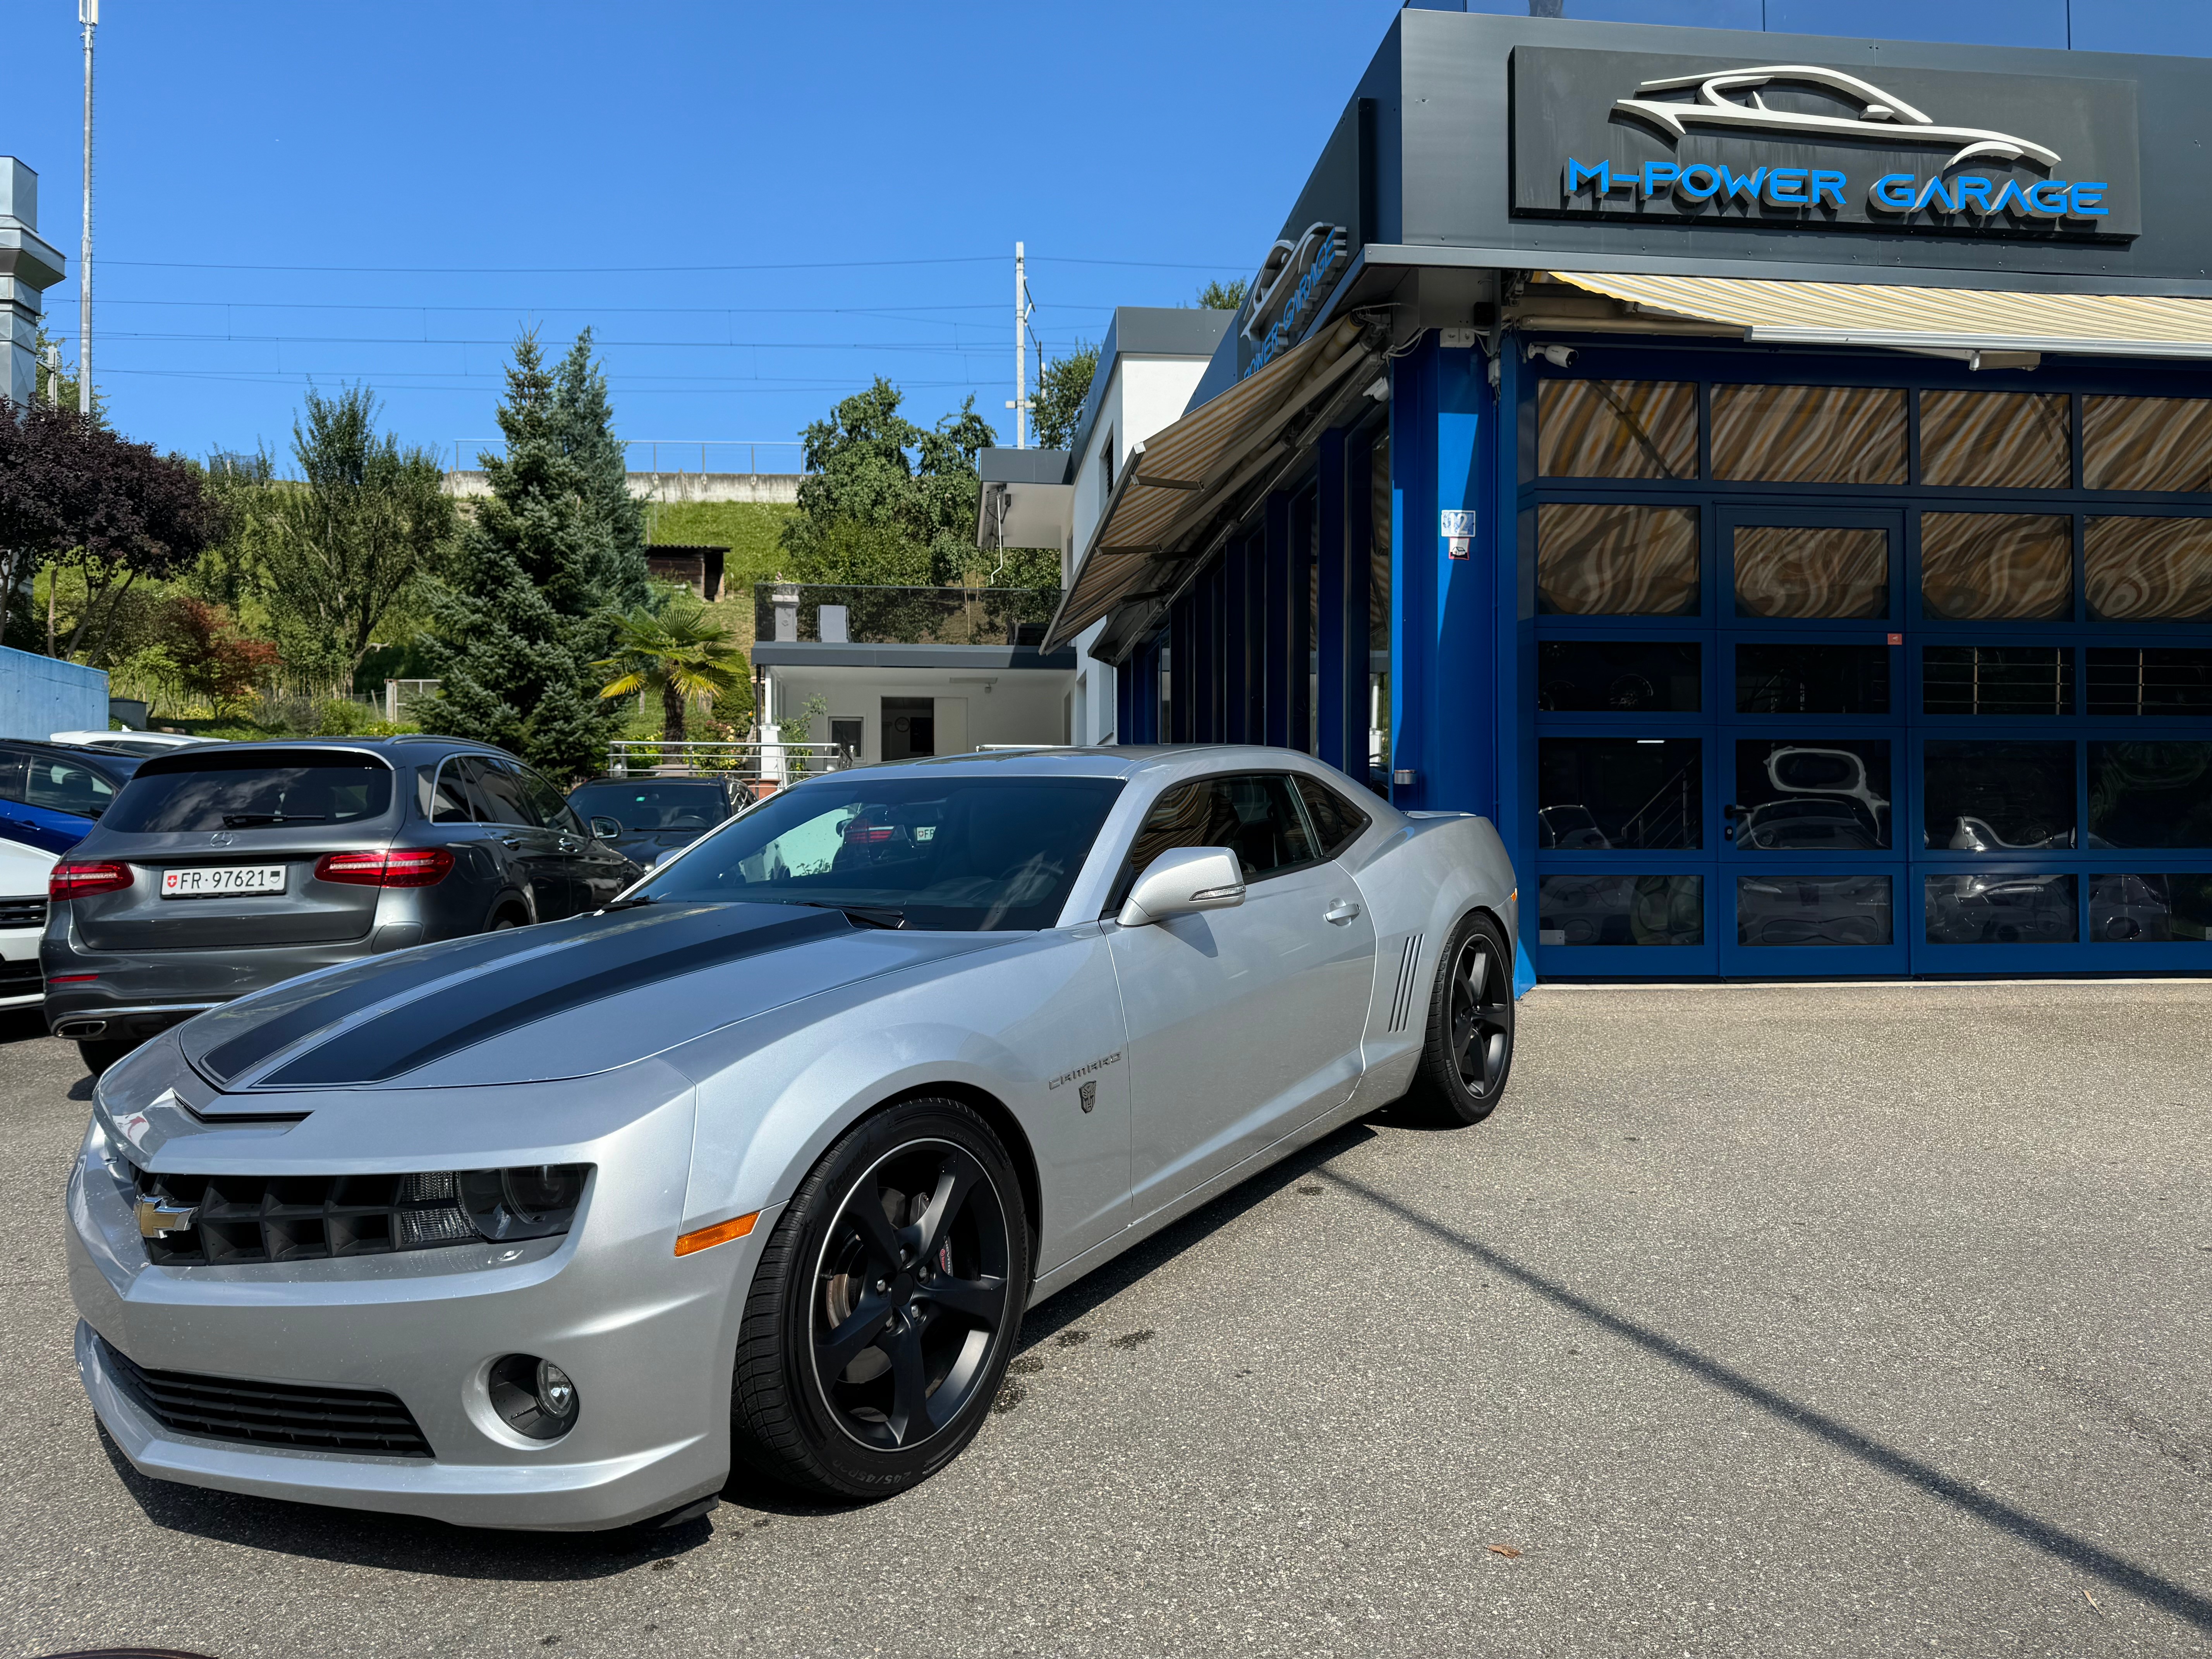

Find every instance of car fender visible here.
[669,927,1130,1275]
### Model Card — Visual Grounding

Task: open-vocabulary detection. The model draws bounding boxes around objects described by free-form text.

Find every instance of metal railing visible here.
[605,739,855,789]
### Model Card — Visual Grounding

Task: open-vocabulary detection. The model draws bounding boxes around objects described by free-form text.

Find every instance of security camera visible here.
[1524,342,1578,369]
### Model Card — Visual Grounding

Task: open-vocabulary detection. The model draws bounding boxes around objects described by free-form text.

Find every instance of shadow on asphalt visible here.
[95,1424,716,1578]
[1,1006,54,1046]
[1315,1166,2212,1637]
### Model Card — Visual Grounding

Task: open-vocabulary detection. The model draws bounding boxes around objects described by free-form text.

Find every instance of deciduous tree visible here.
[246,385,456,681]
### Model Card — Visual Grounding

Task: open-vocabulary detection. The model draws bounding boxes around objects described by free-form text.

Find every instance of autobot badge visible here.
[1079,1081,1097,1114]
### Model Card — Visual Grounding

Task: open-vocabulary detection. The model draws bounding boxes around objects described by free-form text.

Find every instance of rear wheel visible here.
[77,1037,137,1078]
[1406,912,1515,1125]
[730,1098,1030,1499]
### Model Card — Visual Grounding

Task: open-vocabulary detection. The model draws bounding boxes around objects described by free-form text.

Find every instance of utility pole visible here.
[78,0,96,419]
[1012,242,1027,448]
[45,340,60,405]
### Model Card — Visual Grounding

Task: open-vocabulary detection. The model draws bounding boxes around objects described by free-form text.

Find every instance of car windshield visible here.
[640,775,1123,931]
[570,781,728,832]
[104,754,394,834]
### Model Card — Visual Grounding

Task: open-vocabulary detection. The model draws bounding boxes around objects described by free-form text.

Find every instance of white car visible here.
[49,730,219,758]
[0,837,56,1012]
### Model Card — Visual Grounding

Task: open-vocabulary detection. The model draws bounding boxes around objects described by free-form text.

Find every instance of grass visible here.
[643,500,798,654]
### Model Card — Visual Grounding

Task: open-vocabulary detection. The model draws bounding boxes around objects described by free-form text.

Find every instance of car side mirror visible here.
[1117,846,1246,928]
[588,816,623,840]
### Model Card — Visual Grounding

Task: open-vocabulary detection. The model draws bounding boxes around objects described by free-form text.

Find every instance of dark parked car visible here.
[0,740,146,855]
[42,737,640,1073]
[566,774,750,870]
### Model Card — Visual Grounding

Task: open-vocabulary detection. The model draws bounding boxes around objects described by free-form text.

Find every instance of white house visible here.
[976,306,1235,747]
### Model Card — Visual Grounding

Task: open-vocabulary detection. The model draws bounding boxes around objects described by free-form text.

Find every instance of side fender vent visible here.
[1387,933,1424,1034]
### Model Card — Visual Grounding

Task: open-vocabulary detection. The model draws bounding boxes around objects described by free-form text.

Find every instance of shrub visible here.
[160,597,281,714]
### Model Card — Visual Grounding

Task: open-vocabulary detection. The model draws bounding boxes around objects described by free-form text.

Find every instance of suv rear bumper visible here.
[41,937,379,1037]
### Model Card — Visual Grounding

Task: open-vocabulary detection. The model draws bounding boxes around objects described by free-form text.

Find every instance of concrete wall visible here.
[443,471,803,505]
[0,647,107,740]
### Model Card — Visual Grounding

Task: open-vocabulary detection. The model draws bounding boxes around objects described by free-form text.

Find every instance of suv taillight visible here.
[314,848,455,888]
[50,861,133,900]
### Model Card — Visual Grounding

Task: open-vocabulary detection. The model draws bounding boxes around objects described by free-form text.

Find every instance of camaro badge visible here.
[136,1196,197,1239]
[1048,1052,1121,1093]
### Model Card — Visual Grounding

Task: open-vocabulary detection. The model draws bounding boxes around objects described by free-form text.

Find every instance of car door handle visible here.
[500,835,522,849]
[1324,900,1362,926]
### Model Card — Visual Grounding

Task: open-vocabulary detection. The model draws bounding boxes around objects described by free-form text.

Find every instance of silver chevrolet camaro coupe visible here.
[65,745,1518,1531]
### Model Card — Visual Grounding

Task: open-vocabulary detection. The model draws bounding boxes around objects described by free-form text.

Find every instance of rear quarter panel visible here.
[1346,812,1517,1103]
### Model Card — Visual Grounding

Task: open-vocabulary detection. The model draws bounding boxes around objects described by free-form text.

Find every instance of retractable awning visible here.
[1045,316,1376,651]
[1545,272,2212,364]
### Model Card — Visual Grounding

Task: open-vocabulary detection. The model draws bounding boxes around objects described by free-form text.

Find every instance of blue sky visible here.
[7,0,2211,470]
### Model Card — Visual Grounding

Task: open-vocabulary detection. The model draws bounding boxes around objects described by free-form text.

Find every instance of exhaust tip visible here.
[54,1019,108,1039]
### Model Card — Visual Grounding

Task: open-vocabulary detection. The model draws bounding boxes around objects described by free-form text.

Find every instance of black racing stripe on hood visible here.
[253,904,850,1089]
[196,913,652,1087]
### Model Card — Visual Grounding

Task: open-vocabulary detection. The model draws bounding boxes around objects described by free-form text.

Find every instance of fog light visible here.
[489,1353,580,1440]
[536,1360,575,1418]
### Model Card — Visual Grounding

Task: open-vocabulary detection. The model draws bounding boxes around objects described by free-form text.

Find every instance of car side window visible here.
[0,747,26,803]
[26,756,116,817]
[514,765,584,835]
[1110,773,1317,913]
[420,759,478,824]
[1294,775,1371,859]
[462,757,536,826]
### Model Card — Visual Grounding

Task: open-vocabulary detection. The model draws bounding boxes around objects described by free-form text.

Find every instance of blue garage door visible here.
[1526,361,2212,977]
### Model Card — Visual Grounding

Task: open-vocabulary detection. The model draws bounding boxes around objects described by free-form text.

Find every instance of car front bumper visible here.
[65,1078,773,1531]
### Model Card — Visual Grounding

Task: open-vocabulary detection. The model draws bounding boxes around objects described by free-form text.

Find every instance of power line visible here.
[96,253,1249,276]
[94,297,1113,317]
[100,331,1092,354]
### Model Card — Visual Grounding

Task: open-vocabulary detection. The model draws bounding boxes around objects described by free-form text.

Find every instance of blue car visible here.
[0,741,146,855]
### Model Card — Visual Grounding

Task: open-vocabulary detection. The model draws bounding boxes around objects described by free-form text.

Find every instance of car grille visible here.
[0,896,44,929]
[101,1336,432,1458]
[134,1168,484,1266]
[0,958,39,992]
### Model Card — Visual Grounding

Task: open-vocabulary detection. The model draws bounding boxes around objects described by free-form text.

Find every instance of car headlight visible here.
[458,1164,591,1241]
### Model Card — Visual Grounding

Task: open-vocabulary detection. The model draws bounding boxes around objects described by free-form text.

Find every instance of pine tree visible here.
[551,329,650,613]
[424,331,635,782]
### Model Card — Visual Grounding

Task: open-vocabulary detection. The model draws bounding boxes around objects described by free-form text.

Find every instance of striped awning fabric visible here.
[1046,317,1372,650]
[1545,271,2212,360]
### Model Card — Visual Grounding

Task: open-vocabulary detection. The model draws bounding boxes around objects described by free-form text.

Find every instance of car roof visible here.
[789,744,1377,788]
[11,739,146,770]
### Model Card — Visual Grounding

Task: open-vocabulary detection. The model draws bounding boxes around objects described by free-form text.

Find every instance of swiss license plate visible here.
[161,865,287,899]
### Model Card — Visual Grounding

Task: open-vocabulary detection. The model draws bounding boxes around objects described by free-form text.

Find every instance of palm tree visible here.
[590,599,746,746]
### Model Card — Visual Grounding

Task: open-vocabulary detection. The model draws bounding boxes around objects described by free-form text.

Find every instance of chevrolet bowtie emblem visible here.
[135,1196,198,1238]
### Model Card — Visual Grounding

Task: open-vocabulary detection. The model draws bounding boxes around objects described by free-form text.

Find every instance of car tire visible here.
[78,1037,136,1078]
[1405,910,1515,1126]
[729,1097,1031,1500]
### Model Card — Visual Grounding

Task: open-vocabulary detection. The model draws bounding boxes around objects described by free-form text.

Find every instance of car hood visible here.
[175,902,1005,1093]
[609,828,704,861]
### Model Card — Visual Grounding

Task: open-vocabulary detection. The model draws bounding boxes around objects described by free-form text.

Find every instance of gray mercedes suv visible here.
[42,737,640,1073]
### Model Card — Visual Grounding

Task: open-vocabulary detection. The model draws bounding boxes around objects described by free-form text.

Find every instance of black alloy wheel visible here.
[730,1098,1030,1498]
[1408,911,1516,1125]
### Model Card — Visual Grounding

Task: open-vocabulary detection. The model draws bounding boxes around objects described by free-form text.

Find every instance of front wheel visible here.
[1406,912,1515,1125]
[730,1098,1030,1499]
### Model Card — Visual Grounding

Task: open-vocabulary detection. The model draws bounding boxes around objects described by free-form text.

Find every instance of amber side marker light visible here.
[675,1211,759,1256]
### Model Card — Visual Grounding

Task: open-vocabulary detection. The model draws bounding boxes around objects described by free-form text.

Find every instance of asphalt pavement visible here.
[3,981,2209,1658]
